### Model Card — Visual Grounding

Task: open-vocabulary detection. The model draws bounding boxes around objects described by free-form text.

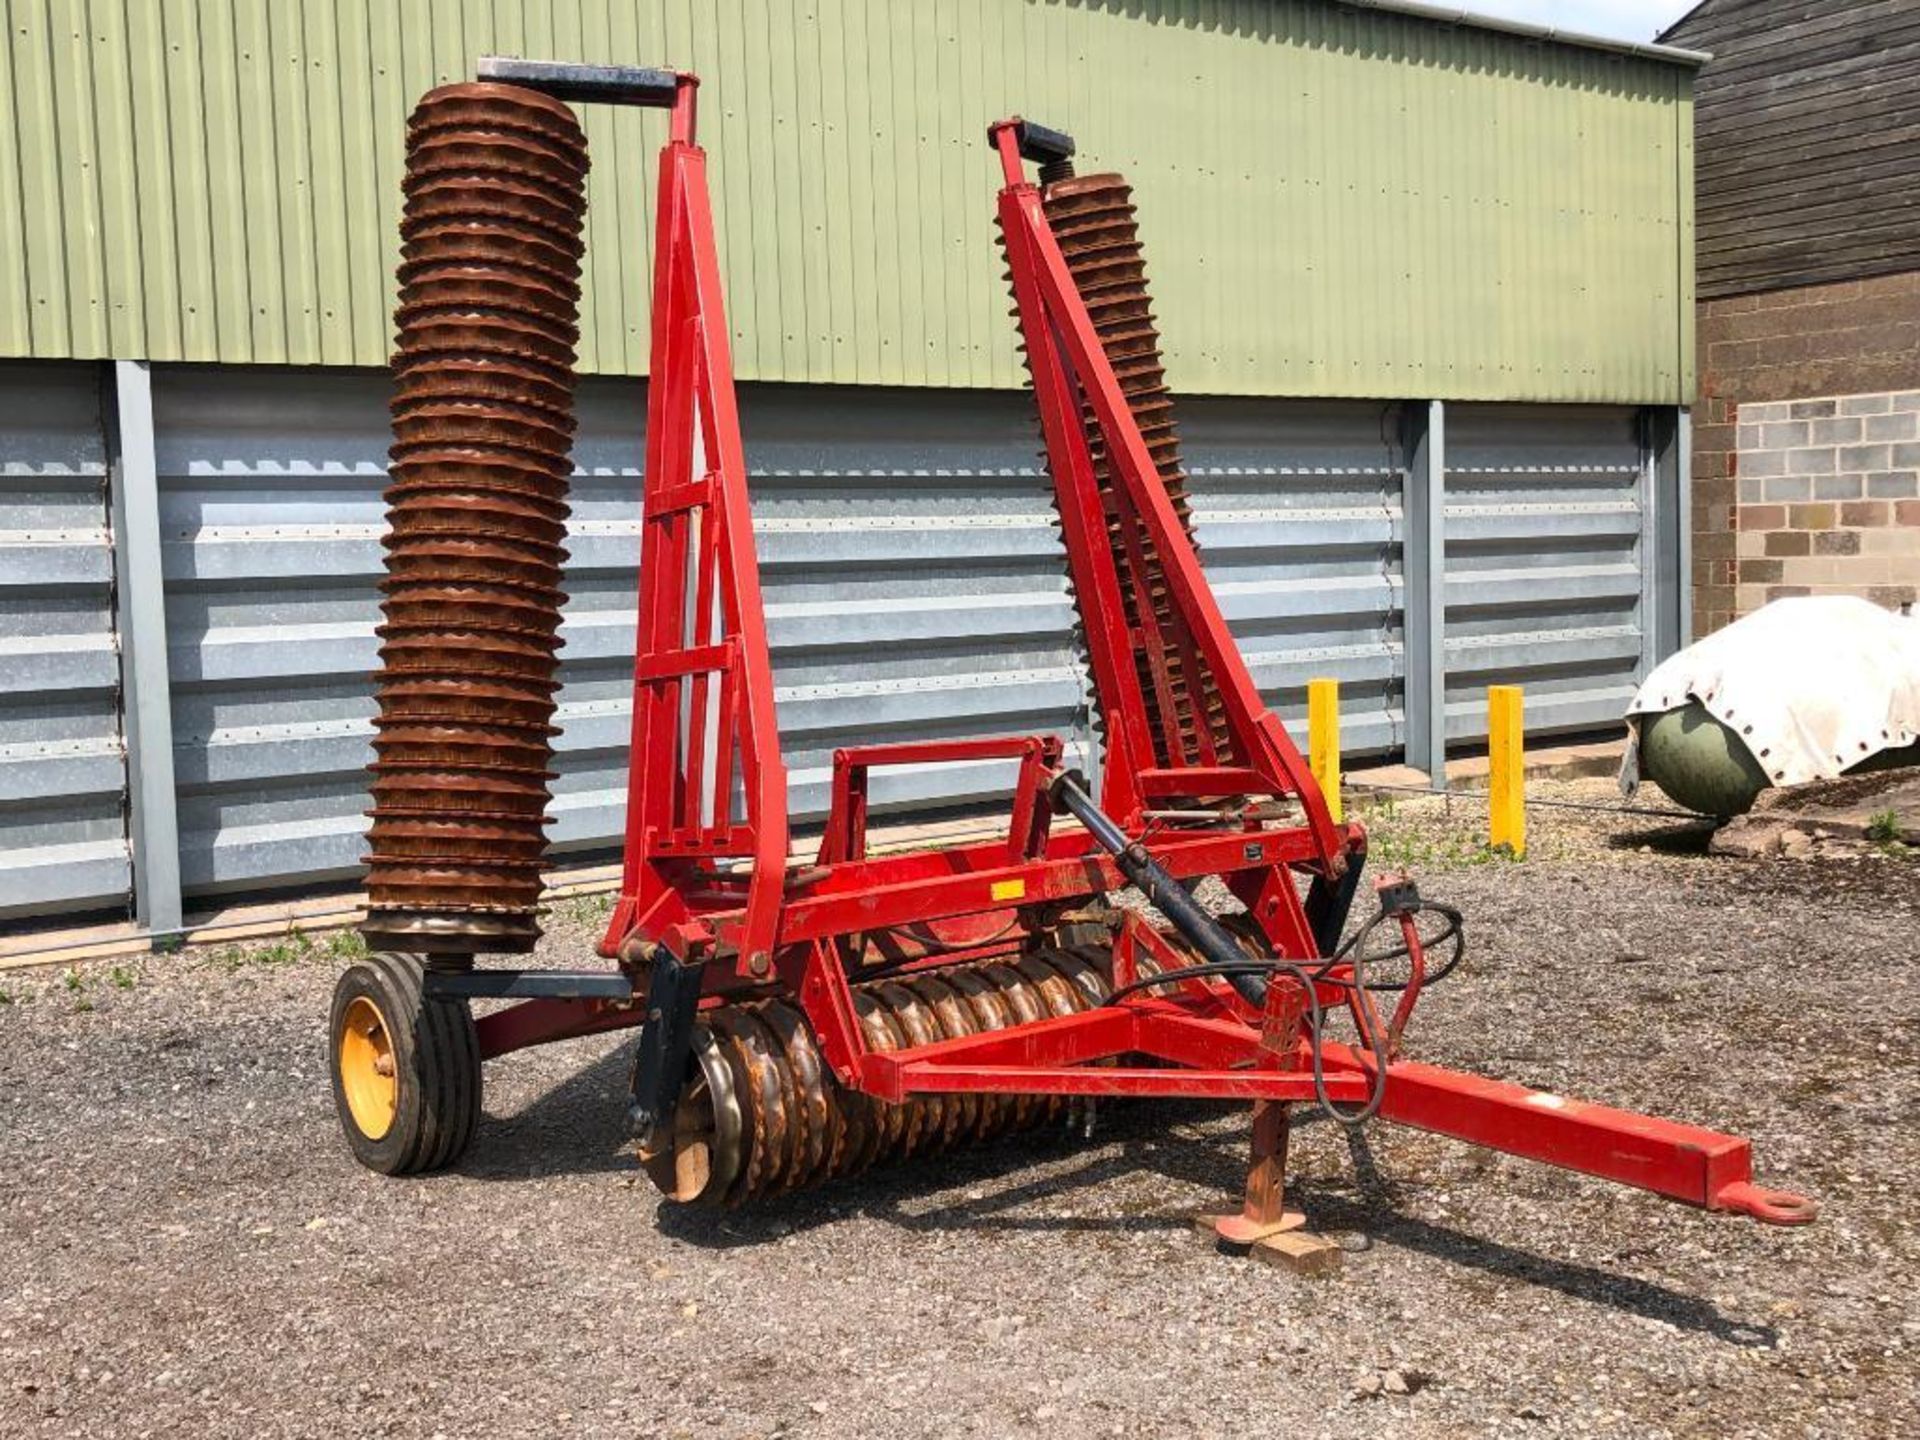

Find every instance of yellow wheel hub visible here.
[338,995,398,1140]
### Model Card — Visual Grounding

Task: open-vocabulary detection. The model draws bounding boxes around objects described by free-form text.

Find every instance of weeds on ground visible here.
[59,967,94,1012]
[324,929,368,961]
[1351,793,1401,824]
[204,924,370,973]
[1347,787,1568,870]
[258,929,317,965]
[0,988,12,1005]
[209,927,313,973]
[1368,827,1525,872]
[550,890,615,928]
[109,965,137,990]
[1866,809,1905,845]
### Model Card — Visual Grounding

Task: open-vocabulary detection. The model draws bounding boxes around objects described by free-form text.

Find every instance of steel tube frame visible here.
[1324,1041,1812,1222]
[600,74,789,980]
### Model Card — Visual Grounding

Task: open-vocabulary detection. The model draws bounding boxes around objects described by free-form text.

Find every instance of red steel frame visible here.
[471,86,1814,1230]
[598,74,788,980]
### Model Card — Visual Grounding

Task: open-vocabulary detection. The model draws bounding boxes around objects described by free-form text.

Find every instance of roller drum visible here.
[641,944,1182,1207]
[364,81,590,958]
[1009,171,1232,770]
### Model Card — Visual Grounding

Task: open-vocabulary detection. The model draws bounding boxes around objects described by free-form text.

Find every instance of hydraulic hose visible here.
[1047,770,1269,1007]
[1050,769,1464,1127]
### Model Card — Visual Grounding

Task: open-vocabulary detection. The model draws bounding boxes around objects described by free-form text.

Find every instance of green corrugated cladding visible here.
[0,0,1695,403]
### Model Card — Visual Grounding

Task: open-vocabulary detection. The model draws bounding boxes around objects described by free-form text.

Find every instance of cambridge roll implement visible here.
[329,61,1815,1247]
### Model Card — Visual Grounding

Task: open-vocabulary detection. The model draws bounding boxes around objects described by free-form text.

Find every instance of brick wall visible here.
[1692,269,1920,635]
[1728,395,1920,614]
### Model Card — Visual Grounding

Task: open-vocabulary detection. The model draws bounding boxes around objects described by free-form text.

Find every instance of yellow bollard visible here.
[1488,684,1525,856]
[1308,677,1342,824]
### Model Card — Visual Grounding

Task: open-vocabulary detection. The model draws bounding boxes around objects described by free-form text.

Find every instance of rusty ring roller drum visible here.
[383,447,580,501]
[390,359,579,421]
[371,680,564,733]
[398,226,583,291]
[640,945,1196,1206]
[1017,170,1230,769]
[375,581,568,636]
[378,493,572,551]
[363,80,590,959]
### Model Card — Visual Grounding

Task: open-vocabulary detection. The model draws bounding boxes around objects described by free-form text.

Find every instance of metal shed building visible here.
[0,0,1700,932]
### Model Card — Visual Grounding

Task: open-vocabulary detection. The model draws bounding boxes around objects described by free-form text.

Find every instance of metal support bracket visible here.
[988,117,1075,165]
[1304,840,1366,958]
[427,969,637,1000]
[476,56,680,106]
[625,953,705,1141]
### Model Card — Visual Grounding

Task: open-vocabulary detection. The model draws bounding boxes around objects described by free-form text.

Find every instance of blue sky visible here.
[1463,1,1697,43]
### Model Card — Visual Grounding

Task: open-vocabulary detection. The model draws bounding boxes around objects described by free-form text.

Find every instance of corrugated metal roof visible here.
[1348,1,1709,67]
[0,0,1693,403]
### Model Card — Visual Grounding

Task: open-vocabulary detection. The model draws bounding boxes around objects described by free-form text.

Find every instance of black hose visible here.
[1100,953,1382,1122]
[1104,958,1323,1008]
[1046,770,1471,1128]
[1096,896,1465,1127]
[1327,901,1465,990]
[1328,912,1392,1123]
[1048,771,1269,1008]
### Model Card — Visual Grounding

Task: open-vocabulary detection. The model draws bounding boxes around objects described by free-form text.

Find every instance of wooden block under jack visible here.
[1249,1228,1344,1277]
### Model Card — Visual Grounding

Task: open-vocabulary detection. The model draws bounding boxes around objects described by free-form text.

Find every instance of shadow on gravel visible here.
[470,1051,1773,1350]
[1302,1131,1780,1349]
[1311,1198,1776,1349]
[459,1048,634,1180]
[654,1099,1230,1249]
[1606,821,1717,855]
[655,1106,1775,1348]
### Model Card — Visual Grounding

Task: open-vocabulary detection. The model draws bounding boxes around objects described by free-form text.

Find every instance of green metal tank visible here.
[1639,698,1920,818]
[1636,701,1772,818]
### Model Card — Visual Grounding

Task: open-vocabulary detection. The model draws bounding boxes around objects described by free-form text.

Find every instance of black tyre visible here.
[329,952,481,1175]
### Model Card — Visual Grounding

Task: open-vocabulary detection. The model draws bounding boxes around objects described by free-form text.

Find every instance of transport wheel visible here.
[329,953,480,1175]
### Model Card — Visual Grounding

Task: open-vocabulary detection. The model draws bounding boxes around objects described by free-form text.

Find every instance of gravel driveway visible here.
[2,781,1914,1438]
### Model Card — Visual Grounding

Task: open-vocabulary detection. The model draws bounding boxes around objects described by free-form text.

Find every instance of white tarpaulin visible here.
[1622,597,1920,792]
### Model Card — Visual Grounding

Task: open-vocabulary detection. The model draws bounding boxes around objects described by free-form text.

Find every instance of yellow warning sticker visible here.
[989,879,1027,902]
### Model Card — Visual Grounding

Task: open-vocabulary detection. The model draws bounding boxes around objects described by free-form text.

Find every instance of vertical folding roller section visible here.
[995,132,1238,783]
[363,83,591,958]
[1038,170,1230,770]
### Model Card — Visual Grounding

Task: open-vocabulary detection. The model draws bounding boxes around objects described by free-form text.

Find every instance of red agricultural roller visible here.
[329,60,1814,1261]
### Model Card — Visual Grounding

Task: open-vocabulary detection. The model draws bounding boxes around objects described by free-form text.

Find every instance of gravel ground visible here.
[2,779,1915,1439]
